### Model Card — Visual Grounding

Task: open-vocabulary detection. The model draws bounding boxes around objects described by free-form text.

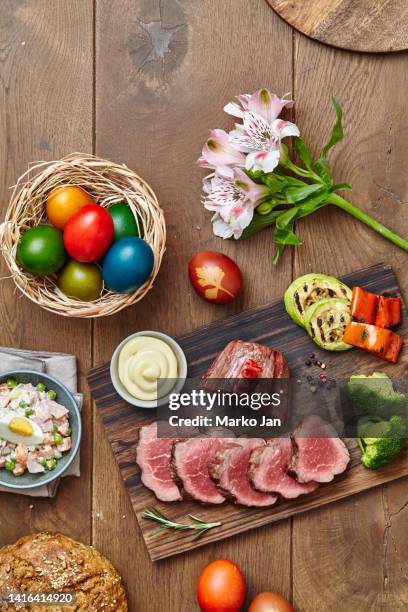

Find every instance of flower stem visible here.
[328,193,408,252]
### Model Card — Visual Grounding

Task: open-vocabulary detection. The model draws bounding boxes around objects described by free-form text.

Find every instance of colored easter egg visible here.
[108,203,141,241]
[103,237,154,293]
[188,251,243,304]
[63,204,114,263]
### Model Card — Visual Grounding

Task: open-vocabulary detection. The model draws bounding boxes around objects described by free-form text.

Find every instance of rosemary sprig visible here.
[141,507,222,540]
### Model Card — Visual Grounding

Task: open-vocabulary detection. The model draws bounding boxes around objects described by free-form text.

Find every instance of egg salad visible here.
[0,380,72,477]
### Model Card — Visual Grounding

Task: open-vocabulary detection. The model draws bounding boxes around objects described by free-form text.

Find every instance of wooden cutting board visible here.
[87,263,408,561]
[267,0,408,53]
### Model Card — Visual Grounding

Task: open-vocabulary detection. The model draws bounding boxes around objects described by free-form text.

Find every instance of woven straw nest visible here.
[0,153,166,318]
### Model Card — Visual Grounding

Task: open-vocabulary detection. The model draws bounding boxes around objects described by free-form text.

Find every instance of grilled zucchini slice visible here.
[304,298,353,351]
[284,273,352,328]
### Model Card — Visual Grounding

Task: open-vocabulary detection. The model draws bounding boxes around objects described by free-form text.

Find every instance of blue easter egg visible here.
[102,237,154,293]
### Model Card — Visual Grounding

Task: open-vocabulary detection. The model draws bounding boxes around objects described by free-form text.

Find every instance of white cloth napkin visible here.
[0,347,82,497]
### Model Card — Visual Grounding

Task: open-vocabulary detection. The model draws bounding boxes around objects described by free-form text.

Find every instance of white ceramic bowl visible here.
[110,330,188,409]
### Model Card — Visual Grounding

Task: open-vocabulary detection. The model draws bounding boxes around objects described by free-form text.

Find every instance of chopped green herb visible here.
[5,460,15,471]
[54,433,63,445]
[46,458,57,470]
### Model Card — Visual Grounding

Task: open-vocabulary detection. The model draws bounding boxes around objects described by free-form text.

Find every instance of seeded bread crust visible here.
[0,532,127,611]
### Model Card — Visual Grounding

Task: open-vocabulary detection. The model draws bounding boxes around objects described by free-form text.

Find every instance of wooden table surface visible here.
[1,1,407,610]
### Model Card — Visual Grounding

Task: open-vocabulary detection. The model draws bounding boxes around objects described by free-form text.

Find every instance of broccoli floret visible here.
[357,415,406,469]
[357,415,406,439]
[358,438,404,469]
[357,417,392,439]
[389,415,407,437]
[347,372,406,419]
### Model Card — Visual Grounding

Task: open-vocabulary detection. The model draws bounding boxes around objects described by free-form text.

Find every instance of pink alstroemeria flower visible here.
[197,129,245,178]
[203,168,268,239]
[211,210,253,240]
[229,111,300,173]
[224,88,294,124]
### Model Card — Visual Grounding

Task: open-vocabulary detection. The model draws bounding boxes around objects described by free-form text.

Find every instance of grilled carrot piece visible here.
[375,296,401,328]
[342,322,404,363]
[350,287,378,324]
[384,332,404,363]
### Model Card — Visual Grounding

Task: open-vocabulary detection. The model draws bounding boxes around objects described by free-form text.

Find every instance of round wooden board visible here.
[267,0,408,53]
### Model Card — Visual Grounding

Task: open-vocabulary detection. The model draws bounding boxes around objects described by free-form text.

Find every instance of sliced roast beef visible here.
[136,422,182,502]
[173,437,238,504]
[203,340,290,379]
[249,437,318,498]
[291,415,350,483]
[211,439,277,507]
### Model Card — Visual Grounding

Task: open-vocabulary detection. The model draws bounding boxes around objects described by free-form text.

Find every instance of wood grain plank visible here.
[268,0,408,53]
[93,0,293,608]
[292,36,408,611]
[0,0,93,544]
[88,263,408,562]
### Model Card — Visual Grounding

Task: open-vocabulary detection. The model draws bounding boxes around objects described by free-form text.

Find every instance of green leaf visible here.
[274,229,302,246]
[275,206,298,229]
[246,169,268,182]
[283,175,309,187]
[239,209,283,240]
[264,172,305,191]
[273,166,287,177]
[279,143,290,166]
[283,183,322,204]
[274,209,302,246]
[332,182,352,191]
[272,243,286,265]
[321,97,344,159]
[263,173,286,193]
[274,222,302,246]
[294,137,313,170]
[280,143,314,178]
[295,191,330,217]
[280,160,314,180]
[313,158,332,186]
[273,215,302,264]
[312,99,344,187]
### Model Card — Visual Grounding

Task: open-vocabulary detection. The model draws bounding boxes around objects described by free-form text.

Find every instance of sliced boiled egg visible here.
[0,413,44,445]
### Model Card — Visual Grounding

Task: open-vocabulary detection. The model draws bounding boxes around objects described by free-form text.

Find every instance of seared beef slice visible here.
[291,415,350,483]
[203,340,290,379]
[211,439,277,507]
[136,422,182,502]
[250,437,318,498]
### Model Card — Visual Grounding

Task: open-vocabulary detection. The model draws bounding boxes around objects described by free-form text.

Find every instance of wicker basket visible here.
[0,153,166,318]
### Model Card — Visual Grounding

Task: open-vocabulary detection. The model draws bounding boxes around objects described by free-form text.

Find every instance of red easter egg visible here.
[188,251,243,304]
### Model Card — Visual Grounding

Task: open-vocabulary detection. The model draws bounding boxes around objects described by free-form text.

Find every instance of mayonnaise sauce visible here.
[118,336,178,401]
